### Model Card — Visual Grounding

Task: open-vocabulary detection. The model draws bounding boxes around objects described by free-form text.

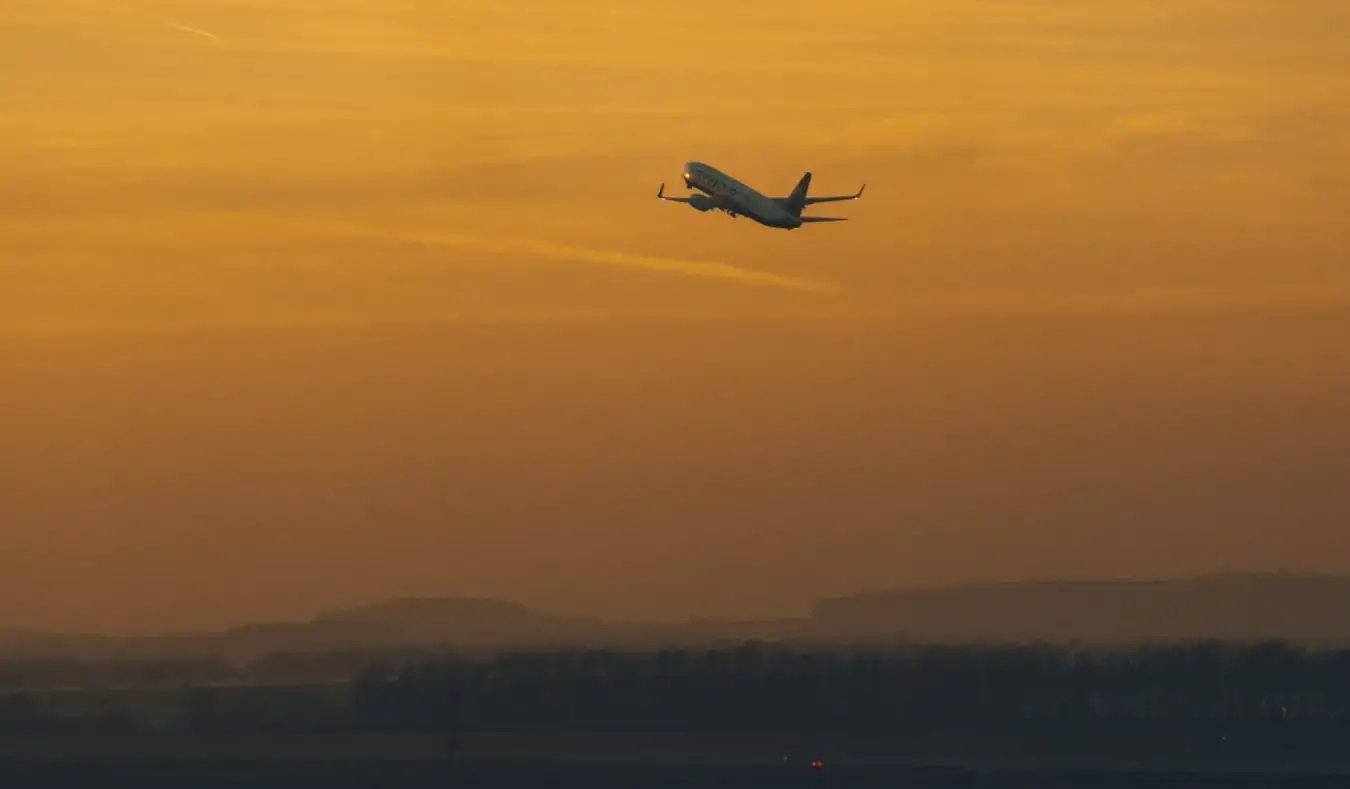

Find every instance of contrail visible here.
[44,2,219,43]
[402,231,841,294]
[170,211,840,292]
[302,221,840,293]
[165,23,218,41]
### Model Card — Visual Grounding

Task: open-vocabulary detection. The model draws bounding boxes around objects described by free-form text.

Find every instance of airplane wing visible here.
[800,184,865,205]
[656,183,695,203]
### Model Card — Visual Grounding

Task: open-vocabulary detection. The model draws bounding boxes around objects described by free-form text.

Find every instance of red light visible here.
[811,760,824,768]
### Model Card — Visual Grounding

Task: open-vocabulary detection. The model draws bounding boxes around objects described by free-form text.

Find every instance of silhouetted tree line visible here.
[6,641,1350,737]
[178,685,347,734]
[347,641,1350,735]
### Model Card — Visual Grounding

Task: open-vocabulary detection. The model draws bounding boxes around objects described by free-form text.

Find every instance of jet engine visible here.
[687,194,716,212]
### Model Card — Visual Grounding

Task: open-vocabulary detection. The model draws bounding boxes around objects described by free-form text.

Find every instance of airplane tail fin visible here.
[786,172,812,216]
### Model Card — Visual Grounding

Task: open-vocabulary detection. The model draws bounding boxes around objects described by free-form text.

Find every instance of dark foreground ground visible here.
[4,760,1350,789]
[4,732,1350,789]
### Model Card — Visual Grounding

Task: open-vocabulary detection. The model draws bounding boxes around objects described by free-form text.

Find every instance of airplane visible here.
[657,161,864,230]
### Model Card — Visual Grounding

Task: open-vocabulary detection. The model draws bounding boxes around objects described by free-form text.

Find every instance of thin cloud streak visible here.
[391,231,841,294]
[36,1,220,43]
[276,218,842,294]
[164,23,219,42]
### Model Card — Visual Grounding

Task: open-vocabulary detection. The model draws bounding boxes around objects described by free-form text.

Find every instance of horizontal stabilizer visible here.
[798,216,848,223]
[802,183,865,205]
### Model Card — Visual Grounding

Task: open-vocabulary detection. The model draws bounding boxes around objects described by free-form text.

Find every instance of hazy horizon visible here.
[4,0,1348,634]
[11,560,1350,638]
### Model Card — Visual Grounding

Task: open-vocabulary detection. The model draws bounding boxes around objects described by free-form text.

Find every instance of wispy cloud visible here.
[381,230,841,294]
[26,1,221,43]
[271,219,842,294]
[163,22,219,42]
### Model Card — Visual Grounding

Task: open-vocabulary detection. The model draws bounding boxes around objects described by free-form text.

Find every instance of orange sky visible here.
[2,1,1348,632]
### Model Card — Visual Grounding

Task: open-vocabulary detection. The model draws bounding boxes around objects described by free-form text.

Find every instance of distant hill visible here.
[0,597,605,664]
[808,572,1350,644]
[5,573,1350,666]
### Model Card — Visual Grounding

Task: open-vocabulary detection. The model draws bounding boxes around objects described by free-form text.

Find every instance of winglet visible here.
[657,183,665,199]
[857,184,866,198]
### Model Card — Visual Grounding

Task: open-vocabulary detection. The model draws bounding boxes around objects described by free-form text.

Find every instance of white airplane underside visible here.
[657,161,864,230]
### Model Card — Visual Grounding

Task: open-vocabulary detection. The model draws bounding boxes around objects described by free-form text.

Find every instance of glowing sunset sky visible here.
[2,0,1347,632]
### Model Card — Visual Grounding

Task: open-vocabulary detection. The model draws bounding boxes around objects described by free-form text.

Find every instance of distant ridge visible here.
[809,572,1350,644]
[5,573,1350,662]
[315,596,537,626]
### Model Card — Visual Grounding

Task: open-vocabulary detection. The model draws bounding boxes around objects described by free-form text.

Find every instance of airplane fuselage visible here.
[682,161,805,229]
[657,161,863,229]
